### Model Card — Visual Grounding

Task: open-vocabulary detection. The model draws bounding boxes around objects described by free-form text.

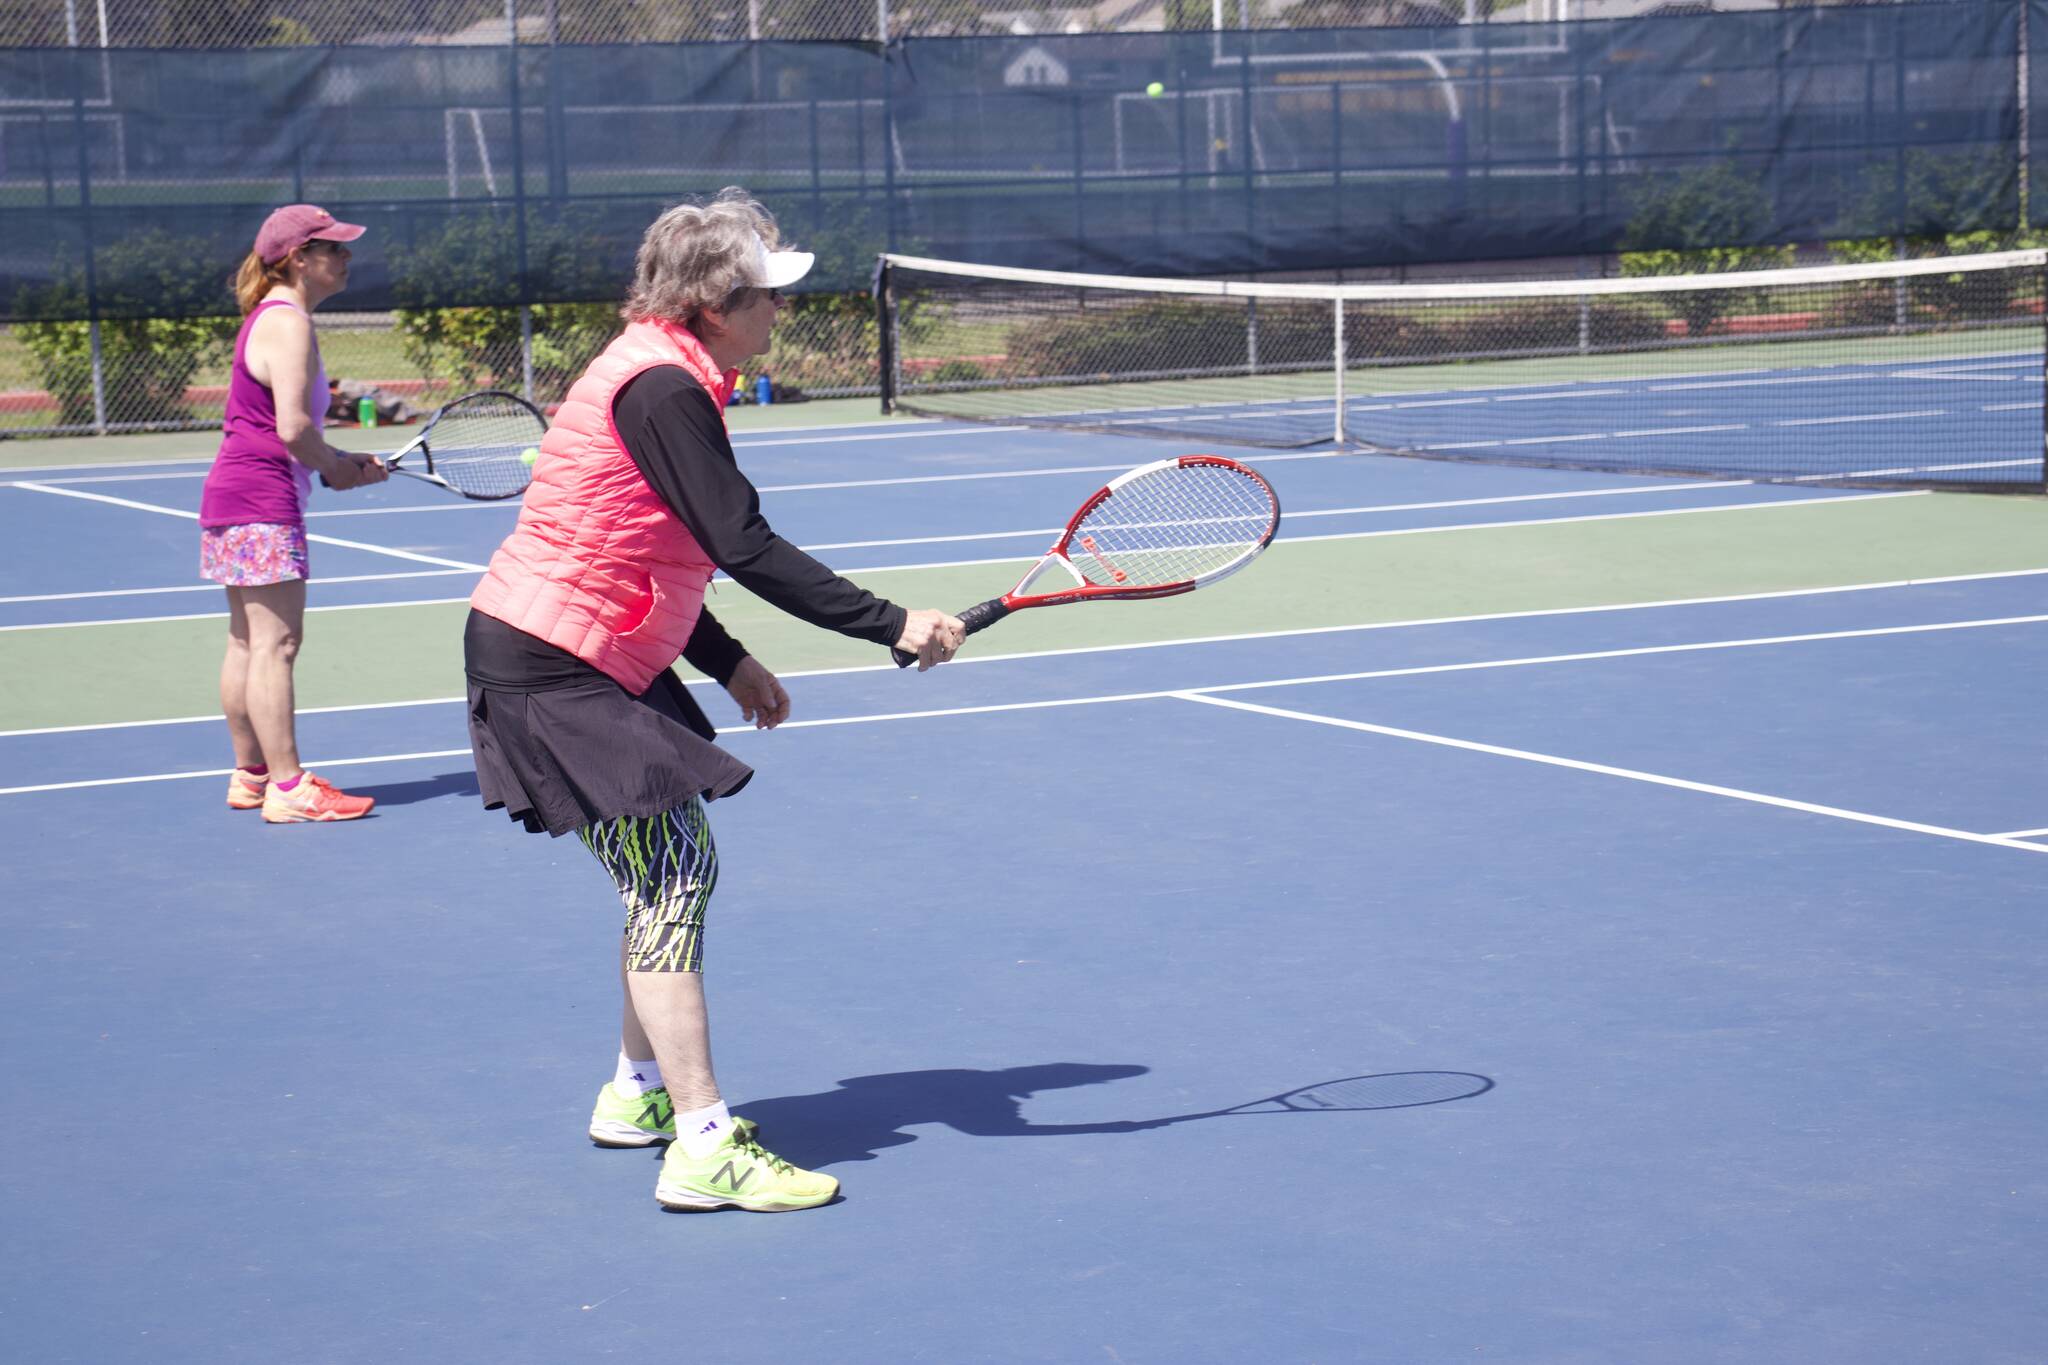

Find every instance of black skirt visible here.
[465,620,754,838]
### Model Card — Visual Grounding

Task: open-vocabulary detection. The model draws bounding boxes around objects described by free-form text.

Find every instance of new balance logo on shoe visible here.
[710,1160,754,1193]
[654,1125,835,1212]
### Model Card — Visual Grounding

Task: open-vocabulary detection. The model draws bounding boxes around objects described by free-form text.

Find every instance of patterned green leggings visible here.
[578,798,719,973]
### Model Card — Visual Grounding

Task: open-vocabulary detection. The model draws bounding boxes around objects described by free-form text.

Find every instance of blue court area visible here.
[949,347,2046,489]
[3,416,2046,1363]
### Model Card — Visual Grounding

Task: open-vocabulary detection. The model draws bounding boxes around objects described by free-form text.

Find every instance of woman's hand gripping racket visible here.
[892,454,1280,667]
[328,389,548,501]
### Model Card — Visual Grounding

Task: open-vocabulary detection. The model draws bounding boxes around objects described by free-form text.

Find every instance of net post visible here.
[1332,294,1346,445]
[873,255,897,415]
[69,46,106,435]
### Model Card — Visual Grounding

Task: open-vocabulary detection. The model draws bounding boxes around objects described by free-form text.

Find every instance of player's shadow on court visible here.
[353,770,479,807]
[732,1065,1497,1169]
[732,1063,1152,1168]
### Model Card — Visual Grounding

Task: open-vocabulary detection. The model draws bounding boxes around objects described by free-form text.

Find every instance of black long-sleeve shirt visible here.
[611,366,906,646]
[464,364,906,713]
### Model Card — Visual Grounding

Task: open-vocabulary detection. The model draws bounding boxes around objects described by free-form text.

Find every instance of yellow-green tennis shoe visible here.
[655,1127,837,1213]
[588,1083,676,1147]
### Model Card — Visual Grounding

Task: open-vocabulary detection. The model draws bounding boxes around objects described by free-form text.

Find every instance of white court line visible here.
[1355,396,1495,411]
[0,748,480,796]
[1175,692,2048,856]
[0,457,213,476]
[1491,388,1625,403]
[0,594,482,632]
[0,487,1927,632]
[7,609,2046,794]
[0,567,471,606]
[1787,457,2037,482]
[10,480,485,570]
[1894,371,2029,383]
[1650,374,1883,392]
[1499,431,1617,446]
[1888,357,2038,373]
[1773,410,1947,427]
[0,469,208,486]
[729,424,1029,449]
[1990,826,2048,839]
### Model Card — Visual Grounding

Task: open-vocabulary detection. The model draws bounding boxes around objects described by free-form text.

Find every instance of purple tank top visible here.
[199,299,326,529]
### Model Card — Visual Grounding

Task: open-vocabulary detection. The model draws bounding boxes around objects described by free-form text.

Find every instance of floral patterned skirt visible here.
[200,522,309,586]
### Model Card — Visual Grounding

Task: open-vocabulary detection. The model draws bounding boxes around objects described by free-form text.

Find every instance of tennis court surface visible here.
[3,413,2046,1363]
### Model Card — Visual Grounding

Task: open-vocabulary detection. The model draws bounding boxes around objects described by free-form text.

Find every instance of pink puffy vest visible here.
[470,318,736,695]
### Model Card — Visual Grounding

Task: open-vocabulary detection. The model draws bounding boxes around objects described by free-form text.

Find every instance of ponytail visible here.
[233,250,292,315]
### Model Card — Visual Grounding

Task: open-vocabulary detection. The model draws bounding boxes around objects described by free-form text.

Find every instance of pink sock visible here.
[243,763,268,777]
[274,772,303,792]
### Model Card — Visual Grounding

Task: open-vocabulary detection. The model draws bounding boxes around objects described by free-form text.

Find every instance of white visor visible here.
[754,234,814,290]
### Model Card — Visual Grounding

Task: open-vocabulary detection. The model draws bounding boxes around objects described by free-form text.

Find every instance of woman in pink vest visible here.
[201,204,389,823]
[465,190,964,1213]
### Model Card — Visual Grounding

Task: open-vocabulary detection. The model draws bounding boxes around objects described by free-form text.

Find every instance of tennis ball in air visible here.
[519,447,539,465]
[1146,81,1165,98]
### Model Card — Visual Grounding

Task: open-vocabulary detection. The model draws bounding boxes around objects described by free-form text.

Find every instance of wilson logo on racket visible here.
[893,454,1280,667]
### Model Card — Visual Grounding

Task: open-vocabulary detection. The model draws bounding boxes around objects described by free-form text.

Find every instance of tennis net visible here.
[876,250,2048,491]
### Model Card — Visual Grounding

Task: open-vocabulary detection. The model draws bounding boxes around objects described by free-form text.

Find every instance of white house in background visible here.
[1004,45,1072,86]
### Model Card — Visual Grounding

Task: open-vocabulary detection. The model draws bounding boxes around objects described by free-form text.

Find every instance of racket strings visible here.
[420,397,547,500]
[1071,463,1276,588]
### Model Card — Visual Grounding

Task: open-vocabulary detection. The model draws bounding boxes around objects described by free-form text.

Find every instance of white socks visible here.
[674,1101,737,1158]
[613,1053,663,1097]
[615,1054,733,1156]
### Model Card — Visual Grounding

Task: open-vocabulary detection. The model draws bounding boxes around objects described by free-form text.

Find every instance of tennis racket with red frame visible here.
[892,454,1281,667]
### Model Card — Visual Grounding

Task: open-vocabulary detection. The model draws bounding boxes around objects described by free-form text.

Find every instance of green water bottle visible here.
[357,396,377,428]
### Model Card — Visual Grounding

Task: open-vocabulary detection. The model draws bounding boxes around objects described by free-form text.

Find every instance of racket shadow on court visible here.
[728,1065,1494,1170]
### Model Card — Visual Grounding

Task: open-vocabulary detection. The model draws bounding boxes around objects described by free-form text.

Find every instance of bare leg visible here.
[619,938,656,1061]
[218,588,264,770]
[623,964,720,1112]
[239,580,307,781]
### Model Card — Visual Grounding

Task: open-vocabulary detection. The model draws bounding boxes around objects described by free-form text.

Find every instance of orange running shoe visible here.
[261,770,375,824]
[226,767,269,810]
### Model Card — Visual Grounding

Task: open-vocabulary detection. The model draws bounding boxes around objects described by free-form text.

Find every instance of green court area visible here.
[7,488,2045,732]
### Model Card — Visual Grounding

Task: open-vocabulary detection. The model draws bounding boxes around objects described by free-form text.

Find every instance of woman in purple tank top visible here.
[200,204,389,824]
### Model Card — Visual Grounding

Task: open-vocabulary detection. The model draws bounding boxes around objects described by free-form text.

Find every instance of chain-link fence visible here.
[0,0,1994,437]
[0,298,883,435]
[0,0,1923,47]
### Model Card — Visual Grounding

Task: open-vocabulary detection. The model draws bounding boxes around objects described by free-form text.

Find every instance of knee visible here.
[252,628,303,664]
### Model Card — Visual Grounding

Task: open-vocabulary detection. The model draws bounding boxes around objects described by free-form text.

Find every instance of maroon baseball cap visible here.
[254,204,366,264]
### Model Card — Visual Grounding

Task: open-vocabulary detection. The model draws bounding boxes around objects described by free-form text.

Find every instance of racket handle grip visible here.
[891,598,1009,668]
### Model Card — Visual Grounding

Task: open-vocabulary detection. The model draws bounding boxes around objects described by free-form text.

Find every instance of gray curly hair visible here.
[624,187,790,331]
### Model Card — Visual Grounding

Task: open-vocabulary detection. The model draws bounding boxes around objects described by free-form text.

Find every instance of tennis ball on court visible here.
[1146,81,1165,98]
[519,447,539,465]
